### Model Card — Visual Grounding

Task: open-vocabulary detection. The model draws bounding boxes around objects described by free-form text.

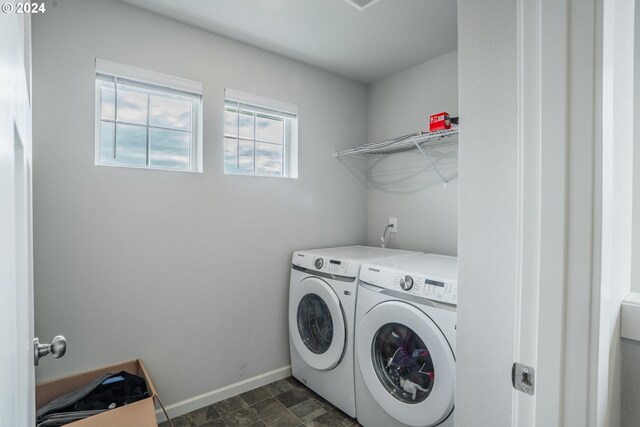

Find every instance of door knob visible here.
[34,335,67,366]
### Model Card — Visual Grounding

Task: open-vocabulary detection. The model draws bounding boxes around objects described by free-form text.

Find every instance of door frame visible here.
[513,0,571,425]
[513,0,633,426]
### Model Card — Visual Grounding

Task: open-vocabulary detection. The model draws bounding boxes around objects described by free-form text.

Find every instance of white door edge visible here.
[0,11,35,427]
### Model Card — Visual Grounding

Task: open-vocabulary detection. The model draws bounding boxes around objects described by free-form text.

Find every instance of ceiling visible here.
[117,0,458,84]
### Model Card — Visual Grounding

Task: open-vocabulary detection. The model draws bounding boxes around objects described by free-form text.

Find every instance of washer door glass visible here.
[373,323,434,404]
[356,300,455,427]
[297,293,334,354]
[289,276,346,371]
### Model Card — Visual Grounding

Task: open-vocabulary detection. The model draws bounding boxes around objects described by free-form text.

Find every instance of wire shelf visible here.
[334,127,459,187]
[334,127,458,157]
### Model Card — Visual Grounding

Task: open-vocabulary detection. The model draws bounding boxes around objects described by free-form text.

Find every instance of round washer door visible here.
[289,276,346,371]
[356,301,455,427]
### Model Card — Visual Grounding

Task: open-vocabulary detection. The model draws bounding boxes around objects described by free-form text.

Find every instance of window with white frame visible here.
[224,89,298,178]
[95,59,203,172]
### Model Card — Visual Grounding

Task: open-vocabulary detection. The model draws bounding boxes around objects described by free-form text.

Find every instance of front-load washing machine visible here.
[355,254,457,427]
[289,246,420,418]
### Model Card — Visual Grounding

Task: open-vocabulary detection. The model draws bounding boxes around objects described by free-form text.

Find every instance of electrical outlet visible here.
[389,217,398,233]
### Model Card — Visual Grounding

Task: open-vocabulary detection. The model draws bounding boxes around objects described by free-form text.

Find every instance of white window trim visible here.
[225,88,297,117]
[96,58,203,95]
[224,88,298,179]
[94,58,203,173]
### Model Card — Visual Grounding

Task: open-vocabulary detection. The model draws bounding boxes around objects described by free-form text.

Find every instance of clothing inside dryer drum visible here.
[297,293,334,354]
[373,323,434,404]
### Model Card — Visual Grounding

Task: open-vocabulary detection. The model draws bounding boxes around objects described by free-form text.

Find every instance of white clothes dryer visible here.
[355,254,457,427]
[289,246,420,418]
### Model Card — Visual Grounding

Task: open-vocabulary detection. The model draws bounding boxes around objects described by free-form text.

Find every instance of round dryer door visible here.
[289,277,346,371]
[356,301,455,427]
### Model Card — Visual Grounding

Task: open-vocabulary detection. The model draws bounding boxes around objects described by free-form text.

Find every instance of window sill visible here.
[95,162,202,174]
[223,171,298,179]
[621,293,640,342]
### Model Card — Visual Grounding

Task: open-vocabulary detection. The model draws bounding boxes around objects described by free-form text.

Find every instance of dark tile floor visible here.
[159,376,362,427]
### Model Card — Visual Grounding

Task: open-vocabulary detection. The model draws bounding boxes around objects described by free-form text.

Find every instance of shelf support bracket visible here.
[413,141,448,188]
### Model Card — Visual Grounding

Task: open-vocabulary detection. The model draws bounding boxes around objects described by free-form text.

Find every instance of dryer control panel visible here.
[292,252,357,278]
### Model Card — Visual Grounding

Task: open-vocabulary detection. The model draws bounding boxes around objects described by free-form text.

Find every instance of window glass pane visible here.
[238,111,254,139]
[101,86,115,121]
[224,109,238,137]
[238,140,254,173]
[256,115,283,144]
[149,96,191,131]
[117,88,148,125]
[224,137,238,172]
[256,142,283,176]
[149,128,190,170]
[100,121,115,164]
[115,123,147,166]
[96,67,203,172]
[222,93,297,178]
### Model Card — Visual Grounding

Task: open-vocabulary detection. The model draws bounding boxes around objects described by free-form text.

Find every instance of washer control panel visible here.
[359,260,458,305]
[399,275,414,290]
[359,258,458,306]
[392,273,457,305]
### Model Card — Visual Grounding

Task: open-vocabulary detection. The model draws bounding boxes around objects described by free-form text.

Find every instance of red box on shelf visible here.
[429,112,450,132]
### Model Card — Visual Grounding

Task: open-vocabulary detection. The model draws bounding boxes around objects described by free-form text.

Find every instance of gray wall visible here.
[31,0,367,407]
[365,51,458,254]
[456,0,518,425]
[622,339,640,426]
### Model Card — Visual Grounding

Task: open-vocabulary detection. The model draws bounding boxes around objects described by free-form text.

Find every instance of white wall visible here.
[31,0,367,409]
[456,0,518,425]
[365,51,458,254]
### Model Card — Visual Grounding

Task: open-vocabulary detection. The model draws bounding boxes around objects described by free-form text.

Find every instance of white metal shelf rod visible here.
[412,140,448,188]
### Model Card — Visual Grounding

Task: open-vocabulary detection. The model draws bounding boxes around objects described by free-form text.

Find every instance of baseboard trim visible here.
[155,365,292,422]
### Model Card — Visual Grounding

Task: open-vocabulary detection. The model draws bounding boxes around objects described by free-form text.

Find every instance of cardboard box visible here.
[36,359,158,427]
